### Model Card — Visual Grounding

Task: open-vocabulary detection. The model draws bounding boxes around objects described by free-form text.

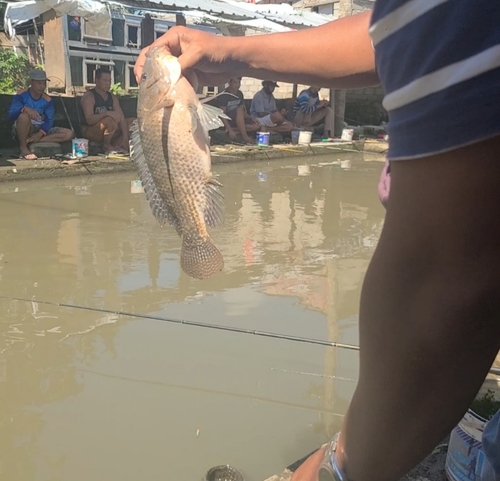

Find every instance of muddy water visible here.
[0,153,386,481]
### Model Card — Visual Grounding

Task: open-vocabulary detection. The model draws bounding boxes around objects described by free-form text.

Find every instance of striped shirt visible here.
[292,89,320,118]
[370,0,500,160]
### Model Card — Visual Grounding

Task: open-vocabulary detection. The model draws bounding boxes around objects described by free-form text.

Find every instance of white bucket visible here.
[291,130,301,144]
[341,129,354,141]
[72,138,89,158]
[298,131,312,145]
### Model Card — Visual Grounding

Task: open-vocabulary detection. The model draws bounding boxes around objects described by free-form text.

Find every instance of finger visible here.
[134,47,149,84]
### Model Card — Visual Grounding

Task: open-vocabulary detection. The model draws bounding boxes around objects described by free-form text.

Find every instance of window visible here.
[82,17,112,44]
[127,25,139,48]
[112,18,125,46]
[114,60,126,89]
[67,16,81,42]
[69,57,83,86]
[84,59,114,86]
[127,63,138,89]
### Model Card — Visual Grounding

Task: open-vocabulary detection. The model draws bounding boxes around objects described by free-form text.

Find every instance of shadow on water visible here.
[0,153,386,481]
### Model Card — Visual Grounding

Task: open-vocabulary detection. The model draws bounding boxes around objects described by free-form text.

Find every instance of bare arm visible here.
[294,136,500,481]
[81,92,109,126]
[134,12,377,89]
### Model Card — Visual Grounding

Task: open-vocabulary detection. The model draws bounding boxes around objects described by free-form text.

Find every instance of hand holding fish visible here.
[134,26,238,87]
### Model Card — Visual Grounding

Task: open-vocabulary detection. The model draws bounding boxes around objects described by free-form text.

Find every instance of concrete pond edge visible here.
[0,140,387,183]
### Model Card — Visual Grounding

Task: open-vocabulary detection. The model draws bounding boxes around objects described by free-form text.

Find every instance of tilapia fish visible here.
[130,47,228,280]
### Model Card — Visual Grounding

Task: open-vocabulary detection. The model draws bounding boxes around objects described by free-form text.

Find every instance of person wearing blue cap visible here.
[8,69,74,160]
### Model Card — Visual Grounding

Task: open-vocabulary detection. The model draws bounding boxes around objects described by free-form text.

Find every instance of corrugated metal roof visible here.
[218,0,332,27]
[118,0,331,26]
[117,0,265,19]
[265,11,331,26]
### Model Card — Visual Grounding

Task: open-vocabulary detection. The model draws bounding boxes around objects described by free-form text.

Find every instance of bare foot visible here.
[20,148,37,160]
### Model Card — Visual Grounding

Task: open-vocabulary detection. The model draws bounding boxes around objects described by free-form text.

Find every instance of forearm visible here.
[338,224,500,481]
[85,112,108,126]
[225,12,377,88]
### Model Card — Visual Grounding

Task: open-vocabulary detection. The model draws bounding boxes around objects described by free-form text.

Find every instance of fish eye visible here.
[141,73,147,82]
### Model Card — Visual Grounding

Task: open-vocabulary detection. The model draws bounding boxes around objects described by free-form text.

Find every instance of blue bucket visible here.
[257,132,270,147]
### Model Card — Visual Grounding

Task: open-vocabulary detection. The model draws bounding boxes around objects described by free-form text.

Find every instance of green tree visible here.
[0,49,35,94]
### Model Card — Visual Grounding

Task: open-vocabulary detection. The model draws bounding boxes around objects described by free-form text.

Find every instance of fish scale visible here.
[130,47,229,279]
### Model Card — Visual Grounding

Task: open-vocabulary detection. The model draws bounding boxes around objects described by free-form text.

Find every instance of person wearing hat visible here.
[7,69,74,160]
[249,80,294,133]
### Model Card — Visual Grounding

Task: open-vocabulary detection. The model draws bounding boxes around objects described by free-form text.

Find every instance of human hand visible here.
[134,26,236,87]
[24,107,42,120]
[27,131,44,144]
[226,127,237,140]
[280,108,288,116]
[106,111,123,122]
[319,100,329,108]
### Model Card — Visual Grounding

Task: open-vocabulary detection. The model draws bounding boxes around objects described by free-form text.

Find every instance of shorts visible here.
[370,0,500,160]
[12,121,63,139]
[482,408,500,480]
[255,114,276,128]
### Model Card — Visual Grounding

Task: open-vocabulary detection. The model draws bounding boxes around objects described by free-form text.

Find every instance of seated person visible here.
[217,77,260,144]
[8,69,74,160]
[250,80,294,133]
[80,68,135,155]
[292,86,334,139]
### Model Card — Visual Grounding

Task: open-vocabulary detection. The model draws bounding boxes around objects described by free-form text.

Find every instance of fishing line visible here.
[2,294,500,377]
[0,295,360,351]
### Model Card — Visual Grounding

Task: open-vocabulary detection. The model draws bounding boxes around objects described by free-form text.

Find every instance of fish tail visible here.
[180,234,224,280]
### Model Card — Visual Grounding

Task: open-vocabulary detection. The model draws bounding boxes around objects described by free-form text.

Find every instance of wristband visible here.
[318,433,350,481]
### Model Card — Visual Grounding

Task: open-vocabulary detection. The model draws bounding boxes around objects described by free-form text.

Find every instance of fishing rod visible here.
[0,295,360,351]
[1,294,500,377]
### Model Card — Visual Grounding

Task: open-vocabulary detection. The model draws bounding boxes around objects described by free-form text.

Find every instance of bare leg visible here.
[235,106,254,144]
[99,118,119,153]
[16,113,34,158]
[38,128,74,143]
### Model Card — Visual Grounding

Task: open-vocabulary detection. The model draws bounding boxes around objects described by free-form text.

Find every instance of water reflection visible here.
[0,154,386,480]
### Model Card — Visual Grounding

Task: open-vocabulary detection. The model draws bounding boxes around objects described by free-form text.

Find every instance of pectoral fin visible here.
[198,103,230,131]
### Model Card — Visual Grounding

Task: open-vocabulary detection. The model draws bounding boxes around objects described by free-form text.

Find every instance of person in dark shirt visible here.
[217,77,259,144]
[80,68,135,155]
[8,69,74,160]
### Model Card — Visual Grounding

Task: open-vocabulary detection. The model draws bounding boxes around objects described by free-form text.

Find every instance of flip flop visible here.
[20,153,37,160]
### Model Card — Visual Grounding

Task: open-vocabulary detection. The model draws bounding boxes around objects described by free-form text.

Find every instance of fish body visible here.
[131,47,227,279]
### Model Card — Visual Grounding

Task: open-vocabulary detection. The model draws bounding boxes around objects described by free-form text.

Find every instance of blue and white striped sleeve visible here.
[370,0,500,160]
